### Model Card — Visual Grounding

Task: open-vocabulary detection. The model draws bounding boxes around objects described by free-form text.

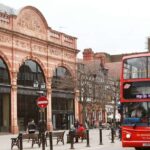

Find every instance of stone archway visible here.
[17,59,46,131]
[0,57,11,132]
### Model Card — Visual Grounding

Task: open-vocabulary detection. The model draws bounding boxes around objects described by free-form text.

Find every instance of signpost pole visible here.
[41,108,45,150]
[37,96,48,150]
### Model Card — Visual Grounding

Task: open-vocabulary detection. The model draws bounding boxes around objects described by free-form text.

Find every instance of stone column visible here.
[46,77,53,131]
[11,71,19,134]
[74,90,79,120]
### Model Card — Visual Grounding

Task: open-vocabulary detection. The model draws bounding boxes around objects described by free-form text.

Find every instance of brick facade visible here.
[0,5,79,133]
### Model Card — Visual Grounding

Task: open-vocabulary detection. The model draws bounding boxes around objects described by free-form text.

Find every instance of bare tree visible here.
[77,60,111,126]
[52,75,75,90]
[77,58,121,128]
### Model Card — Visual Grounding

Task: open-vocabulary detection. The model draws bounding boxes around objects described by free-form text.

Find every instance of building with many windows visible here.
[0,4,79,133]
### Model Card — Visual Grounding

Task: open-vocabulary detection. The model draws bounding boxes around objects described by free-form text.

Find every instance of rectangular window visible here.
[123,57,147,79]
[123,81,150,99]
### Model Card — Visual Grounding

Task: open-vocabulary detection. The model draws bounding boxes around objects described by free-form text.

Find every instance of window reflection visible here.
[0,58,10,84]
[52,66,74,90]
[123,81,150,99]
[123,57,147,79]
[123,102,150,126]
[52,98,73,111]
[17,60,45,87]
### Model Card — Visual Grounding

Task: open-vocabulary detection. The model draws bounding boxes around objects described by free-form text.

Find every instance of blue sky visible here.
[1,0,150,57]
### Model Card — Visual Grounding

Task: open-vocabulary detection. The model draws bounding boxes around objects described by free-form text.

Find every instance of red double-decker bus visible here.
[121,53,150,150]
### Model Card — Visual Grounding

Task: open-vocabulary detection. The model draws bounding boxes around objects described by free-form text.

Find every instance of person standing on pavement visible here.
[27,119,36,134]
[74,119,79,129]
[77,124,86,141]
[77,124,85,132]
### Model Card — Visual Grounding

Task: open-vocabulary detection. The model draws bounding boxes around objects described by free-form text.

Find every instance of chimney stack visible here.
[83,48,94,61]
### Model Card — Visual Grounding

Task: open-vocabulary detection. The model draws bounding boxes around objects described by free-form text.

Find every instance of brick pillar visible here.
[11,71,19,134]
[74,90,79,120]
[46,78,53,131]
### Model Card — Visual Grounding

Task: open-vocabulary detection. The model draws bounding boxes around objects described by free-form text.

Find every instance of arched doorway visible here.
[0,57,10,132]
[17,60,46,131]
[52,66,74,130]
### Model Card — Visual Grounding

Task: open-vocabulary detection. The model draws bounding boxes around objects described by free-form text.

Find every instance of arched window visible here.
[17,60,45,87]
[0,57,10,84]
[52,66,74,90]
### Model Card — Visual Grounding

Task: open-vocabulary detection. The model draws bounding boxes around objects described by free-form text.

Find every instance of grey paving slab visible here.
[0,129,134,150]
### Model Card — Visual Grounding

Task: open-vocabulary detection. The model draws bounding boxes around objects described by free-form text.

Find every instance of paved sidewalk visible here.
[0,129,133,150]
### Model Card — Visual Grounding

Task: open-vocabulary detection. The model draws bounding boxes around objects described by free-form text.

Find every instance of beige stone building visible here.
[0,4,79,133]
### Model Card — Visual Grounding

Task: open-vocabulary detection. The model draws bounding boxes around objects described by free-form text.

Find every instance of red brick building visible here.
[79,48,148,126]
[82,48,148,79]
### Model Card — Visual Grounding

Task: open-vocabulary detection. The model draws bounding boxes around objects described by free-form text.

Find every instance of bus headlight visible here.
[126,133,131,139]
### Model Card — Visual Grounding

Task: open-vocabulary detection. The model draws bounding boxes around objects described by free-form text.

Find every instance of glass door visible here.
[17,95,39,131]
[0,94,10,132]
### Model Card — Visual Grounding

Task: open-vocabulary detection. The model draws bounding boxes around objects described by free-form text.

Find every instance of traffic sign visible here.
[37,96,48,108]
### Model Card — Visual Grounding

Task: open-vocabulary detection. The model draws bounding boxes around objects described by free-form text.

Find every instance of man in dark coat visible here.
[27,119,36,134]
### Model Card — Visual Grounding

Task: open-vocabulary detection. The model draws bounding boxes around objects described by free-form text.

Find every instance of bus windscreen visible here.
[122,102,150,126]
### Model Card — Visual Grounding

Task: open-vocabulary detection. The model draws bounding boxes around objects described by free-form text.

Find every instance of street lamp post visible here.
[33,80,47,150]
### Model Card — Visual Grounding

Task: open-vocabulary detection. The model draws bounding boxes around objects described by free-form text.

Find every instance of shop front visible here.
[52,66,75,130]
[17,60,46,131]
[52,92,74,130]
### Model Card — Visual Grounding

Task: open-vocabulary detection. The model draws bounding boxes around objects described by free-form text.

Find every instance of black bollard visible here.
[111,127,114,143]
[49,132,53,150]
[38,119,46,150]
[99,127,103,145]
[70,130,74,149]
[41,132,45,150]
[19,133,23,150]
[86,129,90,147]
[119,127,122,141]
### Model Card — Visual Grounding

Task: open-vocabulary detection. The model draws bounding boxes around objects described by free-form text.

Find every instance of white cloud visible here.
[1,0,150,57]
